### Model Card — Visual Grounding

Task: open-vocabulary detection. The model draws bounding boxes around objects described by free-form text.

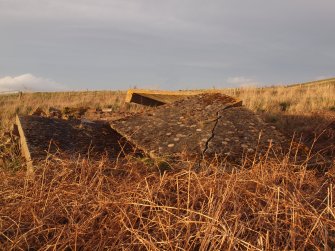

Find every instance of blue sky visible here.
[0,0,334,91]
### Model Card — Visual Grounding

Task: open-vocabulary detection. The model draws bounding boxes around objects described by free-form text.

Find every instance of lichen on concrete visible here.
[16,115,137,167]
[111,93,268,162]
[204,107,288,163]
[125,89,242,106]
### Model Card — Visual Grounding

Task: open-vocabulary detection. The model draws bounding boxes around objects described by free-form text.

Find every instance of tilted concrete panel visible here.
[111,93,287,163]
[125,89,242,106]
[16,115,138,172]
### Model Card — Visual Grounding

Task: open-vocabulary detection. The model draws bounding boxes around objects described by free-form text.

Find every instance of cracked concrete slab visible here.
[111,93,289,163]
[16,93,289,170]
[16,115,137,172]
[205,107,288,162]
[125,89,241,106]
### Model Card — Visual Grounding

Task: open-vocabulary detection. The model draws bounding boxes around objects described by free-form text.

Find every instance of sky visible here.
[0,0,334,91]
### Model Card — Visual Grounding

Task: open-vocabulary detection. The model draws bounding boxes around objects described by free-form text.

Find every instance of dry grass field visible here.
[0,79,334,250]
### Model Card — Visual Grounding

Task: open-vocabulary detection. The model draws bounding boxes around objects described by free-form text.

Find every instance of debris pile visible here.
[16,115,138,172]
[111,93,287,163]
[13,90,298,171]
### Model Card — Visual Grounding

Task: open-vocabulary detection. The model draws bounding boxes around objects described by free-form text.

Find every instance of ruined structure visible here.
[125,89,240,106]
[16,115,136,172]
[112,93,287,163]
[16,91,289,171]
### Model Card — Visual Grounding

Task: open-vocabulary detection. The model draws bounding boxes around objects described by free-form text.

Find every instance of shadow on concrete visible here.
[261,112,335,159]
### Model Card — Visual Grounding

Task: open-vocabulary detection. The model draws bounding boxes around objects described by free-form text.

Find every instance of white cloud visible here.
[0,74,66,92]
[226,76,261,87]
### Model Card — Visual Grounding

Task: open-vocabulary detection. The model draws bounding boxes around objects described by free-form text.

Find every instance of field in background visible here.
[0,79,334,250]
[1,78,334,130]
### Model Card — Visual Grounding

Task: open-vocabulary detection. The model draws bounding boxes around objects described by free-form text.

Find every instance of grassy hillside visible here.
[0,79,334,250]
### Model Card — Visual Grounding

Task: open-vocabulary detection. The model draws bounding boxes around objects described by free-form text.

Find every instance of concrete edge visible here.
[16,115,34,174]
[125,89,242,105]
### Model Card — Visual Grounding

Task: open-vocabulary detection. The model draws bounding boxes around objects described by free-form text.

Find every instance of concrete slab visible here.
[111,93,286,163]
[125,89,242,106]
[205,107,287,160]
[16,115,137,171]
[112,93,287,163]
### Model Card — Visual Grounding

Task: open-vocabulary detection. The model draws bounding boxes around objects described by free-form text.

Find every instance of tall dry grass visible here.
[0,91,131,130]
[223,79,335,114]
[0,154,334,250]
[0,79,334,250]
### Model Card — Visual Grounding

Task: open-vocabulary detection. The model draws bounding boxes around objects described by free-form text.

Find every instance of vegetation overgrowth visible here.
[0,79,334,250]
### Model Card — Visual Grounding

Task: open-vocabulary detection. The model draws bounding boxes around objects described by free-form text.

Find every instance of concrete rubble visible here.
[15,90,291,171]
[111,93,288,163]
[16,115,138,172]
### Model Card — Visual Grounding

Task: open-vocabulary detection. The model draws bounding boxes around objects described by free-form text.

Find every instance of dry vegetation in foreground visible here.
[0,155,334,250]
[0,79,334,250]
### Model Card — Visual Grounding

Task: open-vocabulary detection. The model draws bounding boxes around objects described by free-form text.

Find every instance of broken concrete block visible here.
[204,107,288,159]
[125,89,242,106]
[62,107,88,119]
[111,93,288,164]
[16,115,137,172]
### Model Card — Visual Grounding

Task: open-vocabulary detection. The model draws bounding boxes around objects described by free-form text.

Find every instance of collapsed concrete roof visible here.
[16,115,136,172]
[125,89,240,106]
[111,93,288,163]
[16,92,289,172]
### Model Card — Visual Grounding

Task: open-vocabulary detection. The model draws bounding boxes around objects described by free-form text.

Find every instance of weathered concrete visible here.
[111,93,285,163]
[205,107,287,161]
[16,92,290,169]
[125,89,242,106]
[111,93,288,163]
[16,115,138,171]
[16,115,33,173]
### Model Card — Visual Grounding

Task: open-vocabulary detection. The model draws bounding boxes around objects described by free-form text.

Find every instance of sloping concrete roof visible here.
[16,115,138,172]
[125,89,241,106]
[111,93,287,163]
[16,92,289,171]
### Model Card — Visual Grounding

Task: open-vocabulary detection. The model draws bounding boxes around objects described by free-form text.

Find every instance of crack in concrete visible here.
[202,111,222,155]
[202,103,240,156]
